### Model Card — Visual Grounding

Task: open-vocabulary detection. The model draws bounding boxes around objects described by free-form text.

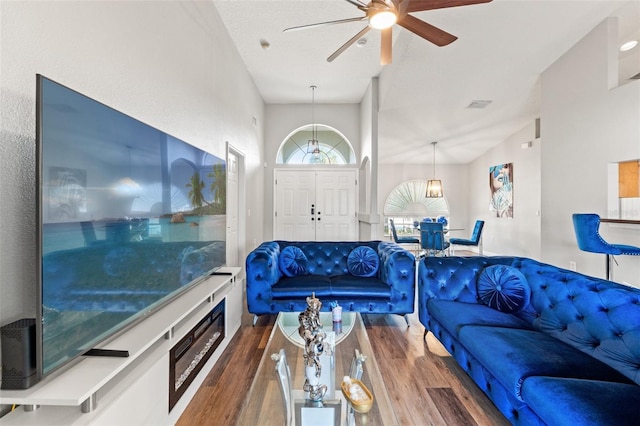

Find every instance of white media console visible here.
[0,267,242,425]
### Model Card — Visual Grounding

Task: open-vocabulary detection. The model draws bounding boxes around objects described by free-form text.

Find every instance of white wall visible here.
[263,103,360,240]
[0,1,264,332]
[358,78,380,240]
[467,122,542,258]
[541,17,640,287]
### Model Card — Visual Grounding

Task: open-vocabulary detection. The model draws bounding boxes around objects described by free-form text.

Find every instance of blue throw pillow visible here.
[347,246,379,277]
[477,265,531,313]
[278,246,308,277]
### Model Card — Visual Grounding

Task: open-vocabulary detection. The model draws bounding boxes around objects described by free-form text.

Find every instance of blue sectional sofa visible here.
[418,256,640,425]
[246,241,415,324]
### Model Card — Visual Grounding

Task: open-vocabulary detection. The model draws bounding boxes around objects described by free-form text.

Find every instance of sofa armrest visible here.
[378,242,415,306]
[245,241,281,314]
[417,256,519,329]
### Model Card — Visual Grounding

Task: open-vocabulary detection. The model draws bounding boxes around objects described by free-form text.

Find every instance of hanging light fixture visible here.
[114,145,141,196]
[426,141,444,198]
[306,85,321,155]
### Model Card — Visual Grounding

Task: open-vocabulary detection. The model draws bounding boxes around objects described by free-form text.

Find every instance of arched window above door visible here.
[276,124,356,165]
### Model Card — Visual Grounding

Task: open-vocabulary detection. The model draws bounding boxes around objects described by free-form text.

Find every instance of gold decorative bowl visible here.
[341,378,374,414]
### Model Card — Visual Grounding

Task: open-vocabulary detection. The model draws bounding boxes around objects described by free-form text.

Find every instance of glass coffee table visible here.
[237,312,397,425]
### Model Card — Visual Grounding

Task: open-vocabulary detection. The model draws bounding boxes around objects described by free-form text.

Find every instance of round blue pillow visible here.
[347,246,379,277]
[477,265,531,313]
[278,246,308,277]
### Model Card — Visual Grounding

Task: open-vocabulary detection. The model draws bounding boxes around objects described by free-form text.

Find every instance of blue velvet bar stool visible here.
[449,220,485,255]
[572,213,640,281]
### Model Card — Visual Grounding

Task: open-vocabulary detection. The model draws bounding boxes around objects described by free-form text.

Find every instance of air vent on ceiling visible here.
[467,100,492,109]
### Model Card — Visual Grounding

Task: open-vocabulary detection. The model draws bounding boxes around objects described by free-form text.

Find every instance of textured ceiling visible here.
[213,0,640,164]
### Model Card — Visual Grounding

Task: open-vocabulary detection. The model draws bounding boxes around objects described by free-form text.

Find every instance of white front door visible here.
[315,170,358,240]
[274,169,358,241]
[275,170,316,241]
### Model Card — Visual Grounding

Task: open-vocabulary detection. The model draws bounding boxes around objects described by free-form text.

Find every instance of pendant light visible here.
[426,141,444,198]
[306,85,321,155]
[115,145,141,196]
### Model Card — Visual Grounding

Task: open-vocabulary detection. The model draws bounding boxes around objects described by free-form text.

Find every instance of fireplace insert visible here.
[169,299,225,411]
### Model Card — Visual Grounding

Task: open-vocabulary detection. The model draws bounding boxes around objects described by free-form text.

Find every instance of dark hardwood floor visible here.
[178,256,508,425]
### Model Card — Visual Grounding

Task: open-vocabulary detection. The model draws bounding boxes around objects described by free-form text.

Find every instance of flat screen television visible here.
[36,75,226,377]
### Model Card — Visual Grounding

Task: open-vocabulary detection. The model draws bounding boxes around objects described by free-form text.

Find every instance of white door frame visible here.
[226,143,245,267]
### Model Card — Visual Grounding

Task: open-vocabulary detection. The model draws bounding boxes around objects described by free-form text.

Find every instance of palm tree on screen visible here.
[186,172,205,210]
[208,164,226,207]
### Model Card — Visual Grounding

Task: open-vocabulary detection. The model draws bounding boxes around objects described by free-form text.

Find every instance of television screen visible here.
[37,75,226,376]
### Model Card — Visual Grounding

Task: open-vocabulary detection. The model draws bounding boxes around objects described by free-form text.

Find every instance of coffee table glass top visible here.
[277,311,356,348]
[237,312,396,425]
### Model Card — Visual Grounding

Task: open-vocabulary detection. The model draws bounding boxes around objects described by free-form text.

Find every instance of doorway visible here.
[274,169,358,241]
[226,145,244,267]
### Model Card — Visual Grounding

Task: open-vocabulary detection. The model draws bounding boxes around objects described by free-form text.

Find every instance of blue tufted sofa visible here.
[418,256,640,425]
[246,241,415,324]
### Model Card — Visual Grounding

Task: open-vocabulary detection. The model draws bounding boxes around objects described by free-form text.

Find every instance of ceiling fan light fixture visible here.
[369,10,397,30]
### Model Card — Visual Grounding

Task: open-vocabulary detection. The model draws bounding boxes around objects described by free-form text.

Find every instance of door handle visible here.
[311,204,315,215]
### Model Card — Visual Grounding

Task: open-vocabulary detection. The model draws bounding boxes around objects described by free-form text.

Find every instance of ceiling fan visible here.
[283,0,492,65]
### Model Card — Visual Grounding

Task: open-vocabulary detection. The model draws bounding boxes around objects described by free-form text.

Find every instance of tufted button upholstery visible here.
[418,255,640,424]
[246,240,415,317]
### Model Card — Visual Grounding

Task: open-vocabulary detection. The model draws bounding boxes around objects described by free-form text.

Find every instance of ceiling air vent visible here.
[467,100,492,109]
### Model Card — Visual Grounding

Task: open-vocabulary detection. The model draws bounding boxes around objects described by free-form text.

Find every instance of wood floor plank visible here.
[178,301,508,426]
[428,387,477,426]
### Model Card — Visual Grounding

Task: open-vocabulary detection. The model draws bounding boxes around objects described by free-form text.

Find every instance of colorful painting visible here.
[489,163,513,218]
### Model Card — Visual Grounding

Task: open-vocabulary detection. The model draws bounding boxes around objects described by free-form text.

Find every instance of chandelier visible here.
[306,85,321,156]
[426,141,444,198]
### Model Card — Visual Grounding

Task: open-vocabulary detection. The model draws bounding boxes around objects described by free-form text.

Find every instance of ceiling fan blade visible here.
[327,26,371,62]
[396,0,410,15]
[405,0,492,14]
[398,14,457,46]
[381,27,392,65]
[284,16,366,32]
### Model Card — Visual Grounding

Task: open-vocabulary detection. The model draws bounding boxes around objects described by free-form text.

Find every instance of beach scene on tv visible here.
[39,76,226,374]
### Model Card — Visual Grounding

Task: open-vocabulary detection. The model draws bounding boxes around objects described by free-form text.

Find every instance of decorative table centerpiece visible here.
[298,293,334,402]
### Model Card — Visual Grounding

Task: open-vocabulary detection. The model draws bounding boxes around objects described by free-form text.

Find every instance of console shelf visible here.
[0,267,242,423]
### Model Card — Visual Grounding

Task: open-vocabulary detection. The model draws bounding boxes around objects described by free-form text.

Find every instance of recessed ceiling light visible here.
[259,39,271,50]
[356,38,367,48]
[620,40,638,52]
